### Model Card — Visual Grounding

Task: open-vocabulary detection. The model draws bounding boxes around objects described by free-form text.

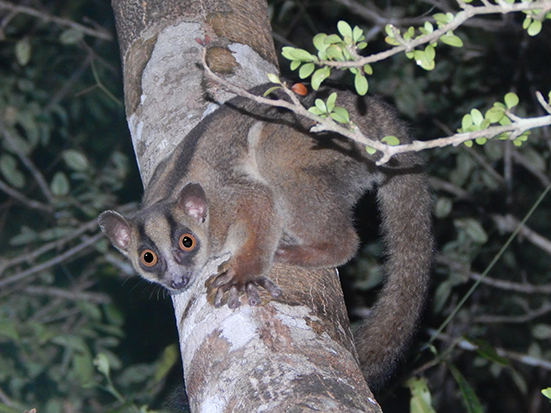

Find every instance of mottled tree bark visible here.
[110,0,381,411]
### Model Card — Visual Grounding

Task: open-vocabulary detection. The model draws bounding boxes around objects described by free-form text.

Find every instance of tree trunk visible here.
[110,0,381,411]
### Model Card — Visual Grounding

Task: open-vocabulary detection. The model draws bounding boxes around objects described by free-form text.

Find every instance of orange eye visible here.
[140,249,158,267]
[179,233,196,251]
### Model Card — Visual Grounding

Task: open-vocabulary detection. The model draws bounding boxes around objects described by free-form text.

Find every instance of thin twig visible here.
[425,328,551,371]
[0,118,54,203]
[23,285,111,304]
[0,179,53,212]
[0,233,103,289]
[493,214,551,255]
[1,219,99,272]
[437,254,551,294]
[474,302,551,323]
[0,1,113,40]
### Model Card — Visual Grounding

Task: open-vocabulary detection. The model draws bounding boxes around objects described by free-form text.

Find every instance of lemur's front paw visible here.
[211,262,281,309]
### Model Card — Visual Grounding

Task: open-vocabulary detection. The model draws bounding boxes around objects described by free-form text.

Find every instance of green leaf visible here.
[414,48,435,71]
[542,388,551,401]
[298,63,315,79]
[326,92,337,112]
[434,13,454,26]
[471,109,484,126]
[485,106,506,123]
[449,364,484,413]
[324,34,343,45]
[463,140,473,147]
[455,218,488,244]
[461,114,473,131]
[422,21,434,34]
[330,107,350,124]
[63,149,90,171]
[385,36,400,46]
[15,38,31,66]
[154,344,179,383]
[51,171,70,196]
[326,44,345,60]
[0,319,20,341]
[363,64,373,75]
[94,353,111,378]
[435,197,452,219]
[353,25,364,43]
[73,348,94,385]
[475,137,487,145]
[313,34,329,53]
[281,47,315,61]
[533,324,551,339]
[9,226,37,246]
[290,60,301,71]
[311,67,330,90]
[0,154,26,188]
[527,19,542,36]
[403,26,415,41]
[425,44,436,62]
[407,377,436,413]
[354,72,368,96]
[504,92,519,109]
[499,116,512,126]
[365,146,377,155]
[52,334,87,352]
[308,106,324,116]
[337,21,353,40]
[441,33,464,47]
[314,98,327,113]
[60,28,84,45]
[385,24,395,37]
[382,135,400,146]
[266,73,281,84]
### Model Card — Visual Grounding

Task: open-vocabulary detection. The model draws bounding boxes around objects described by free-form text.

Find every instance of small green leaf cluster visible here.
[511,0,551,36]
[307,92,350,124]
[281,21,372,95]
[385,12,463,71]
[458,92,529,147]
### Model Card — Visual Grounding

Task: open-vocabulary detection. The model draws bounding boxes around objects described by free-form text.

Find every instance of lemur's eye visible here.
[179,233,196,251]
[140,249,158,267]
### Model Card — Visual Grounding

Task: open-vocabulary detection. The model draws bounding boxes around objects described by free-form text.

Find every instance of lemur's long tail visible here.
[354,165,433,391]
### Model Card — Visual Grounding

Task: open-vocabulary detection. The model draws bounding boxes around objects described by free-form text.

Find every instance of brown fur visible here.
[98,84,433,389]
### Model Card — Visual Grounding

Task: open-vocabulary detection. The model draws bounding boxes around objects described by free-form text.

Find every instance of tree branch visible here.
[474,302,551,323]
[493,214,551,256]
[425,328,551,371]
[0,233,102,289]
[202,48,551,165]
[0,179,53,212]
[23,285,111,304]
[319,0,551,70]
[437,254,551,294]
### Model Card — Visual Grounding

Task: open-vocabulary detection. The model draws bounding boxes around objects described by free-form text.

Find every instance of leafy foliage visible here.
[1,0,551,412]
[0,1,177,412]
